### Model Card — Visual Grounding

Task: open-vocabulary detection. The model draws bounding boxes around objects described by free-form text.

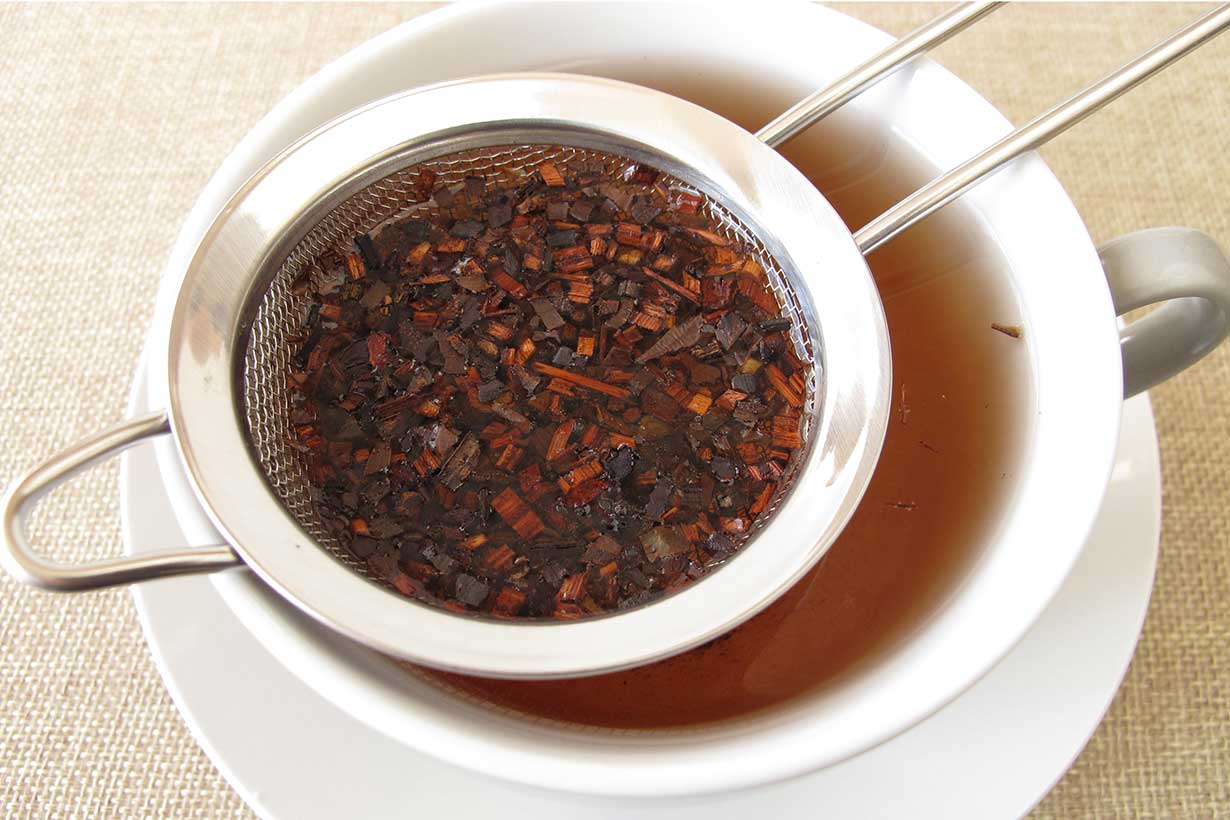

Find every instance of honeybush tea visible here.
[286,157,810,620]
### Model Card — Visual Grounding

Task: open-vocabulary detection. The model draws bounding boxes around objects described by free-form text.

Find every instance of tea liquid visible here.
[423,87,1034,728]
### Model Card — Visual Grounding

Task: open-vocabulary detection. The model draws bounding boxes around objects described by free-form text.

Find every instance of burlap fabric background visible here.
[1,3,1226,817]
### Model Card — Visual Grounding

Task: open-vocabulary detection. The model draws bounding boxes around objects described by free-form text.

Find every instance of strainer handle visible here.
[0,410,240,592]
[756,2,1004,148]
[1100,228,1230,398]
[854,4,1230,254]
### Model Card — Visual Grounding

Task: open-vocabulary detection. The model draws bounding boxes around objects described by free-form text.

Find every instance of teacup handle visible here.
[1099,227,1230,398]
[0,410,240,592]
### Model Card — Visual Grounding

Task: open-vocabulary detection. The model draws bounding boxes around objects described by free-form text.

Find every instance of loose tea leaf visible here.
[438,434,480,491]
[990,322,1023,339]
[640,526,692,562]
[635,315,705,363]
[285,154,811,619]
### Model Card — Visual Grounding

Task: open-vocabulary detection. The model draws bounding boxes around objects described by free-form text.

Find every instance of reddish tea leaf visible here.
[491,487,545,540]
[538,162,565,187]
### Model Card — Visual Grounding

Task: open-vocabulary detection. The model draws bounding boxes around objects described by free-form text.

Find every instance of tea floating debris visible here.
[286,155,811,619]
[990,322,1023,339]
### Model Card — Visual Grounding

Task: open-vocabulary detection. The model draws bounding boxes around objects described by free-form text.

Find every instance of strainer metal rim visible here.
[154,73,891,678]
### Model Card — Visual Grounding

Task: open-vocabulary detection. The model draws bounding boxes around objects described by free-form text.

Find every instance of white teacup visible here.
[116,0,1230,798]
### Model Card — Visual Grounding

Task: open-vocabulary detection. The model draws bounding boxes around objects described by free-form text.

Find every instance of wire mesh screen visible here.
[242,143,820,586]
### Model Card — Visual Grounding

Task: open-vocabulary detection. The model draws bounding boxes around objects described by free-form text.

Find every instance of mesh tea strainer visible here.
[5,4,1229,678]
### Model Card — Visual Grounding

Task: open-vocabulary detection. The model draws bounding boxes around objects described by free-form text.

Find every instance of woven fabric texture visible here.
[0,3,1226,817]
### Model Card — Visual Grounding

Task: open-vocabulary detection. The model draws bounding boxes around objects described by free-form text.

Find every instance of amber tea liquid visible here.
[422,80,1035,728]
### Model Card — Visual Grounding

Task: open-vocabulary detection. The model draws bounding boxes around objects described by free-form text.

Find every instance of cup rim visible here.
[146,0,1124,798]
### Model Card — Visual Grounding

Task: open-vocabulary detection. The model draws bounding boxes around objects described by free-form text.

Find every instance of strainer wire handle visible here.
[0,411,240,592]
[854,3,1230,254]
[757,1,1005,148]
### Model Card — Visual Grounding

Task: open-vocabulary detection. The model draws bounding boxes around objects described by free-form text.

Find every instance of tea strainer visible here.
[5,4,1229,678]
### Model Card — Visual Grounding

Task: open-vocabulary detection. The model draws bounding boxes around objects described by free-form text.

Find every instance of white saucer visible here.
[121,365,1160,819]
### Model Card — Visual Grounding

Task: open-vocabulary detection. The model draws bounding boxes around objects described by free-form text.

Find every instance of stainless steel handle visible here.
[0,410,240,592]
[854,4,1230,254]
[756,1,1004,148]
[1098,227,1230,398]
